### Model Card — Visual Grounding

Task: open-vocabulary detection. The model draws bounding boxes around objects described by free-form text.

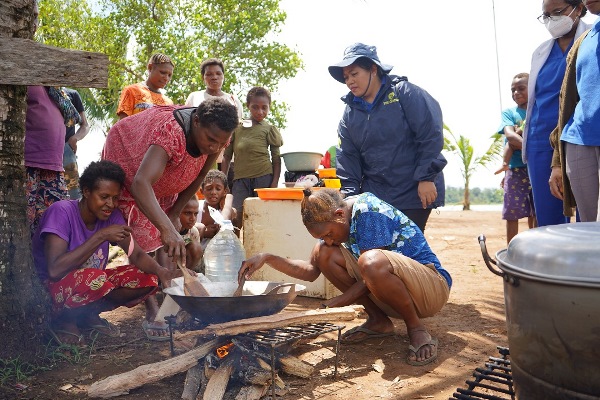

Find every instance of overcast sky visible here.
[274,0,597,188]
[78,0,598,189]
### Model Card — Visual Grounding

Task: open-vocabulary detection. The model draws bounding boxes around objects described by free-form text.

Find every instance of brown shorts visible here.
[340,246,450,319]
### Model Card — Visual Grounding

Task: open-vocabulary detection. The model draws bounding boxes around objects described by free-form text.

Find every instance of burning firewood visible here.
[243,366,274,386]
[180,364,202,400]
[202,358,234,400]
[256,358,285,389]
[235,385,267,400]
[204,357,215,380]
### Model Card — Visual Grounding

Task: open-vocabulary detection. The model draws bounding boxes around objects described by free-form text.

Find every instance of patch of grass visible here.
[0,333,100,389]
[0,357,41,386]
[43,333,98,366]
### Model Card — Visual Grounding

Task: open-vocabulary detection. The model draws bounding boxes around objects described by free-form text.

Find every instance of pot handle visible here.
[478,234,504,277]
[265,283,296,296]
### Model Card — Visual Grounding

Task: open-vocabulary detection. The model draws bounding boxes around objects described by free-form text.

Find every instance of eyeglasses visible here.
[537,5,573,23]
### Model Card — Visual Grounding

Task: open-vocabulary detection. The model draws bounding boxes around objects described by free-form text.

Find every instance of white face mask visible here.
[545,7,577,39]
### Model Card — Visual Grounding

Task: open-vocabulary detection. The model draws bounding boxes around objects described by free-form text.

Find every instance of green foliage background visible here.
[443,124,503,209]
[37,0,303,128]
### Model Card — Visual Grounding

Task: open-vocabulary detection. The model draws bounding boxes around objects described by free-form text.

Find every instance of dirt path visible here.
[2,210,526,400]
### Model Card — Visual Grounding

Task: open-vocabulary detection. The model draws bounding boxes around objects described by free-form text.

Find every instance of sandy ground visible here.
[2,210,530,400]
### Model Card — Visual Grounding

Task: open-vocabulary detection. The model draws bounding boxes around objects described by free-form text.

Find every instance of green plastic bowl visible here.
[281,151,323,172]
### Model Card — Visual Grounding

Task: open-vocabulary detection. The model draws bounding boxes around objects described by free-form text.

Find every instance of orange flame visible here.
[216,343,234,359]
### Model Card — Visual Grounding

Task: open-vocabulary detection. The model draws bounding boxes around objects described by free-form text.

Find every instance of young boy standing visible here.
[497,73,536,244]
[220,86,283,233]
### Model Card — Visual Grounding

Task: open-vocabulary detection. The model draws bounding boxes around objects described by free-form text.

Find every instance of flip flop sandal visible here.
[82,318,121,338]
[341,326,395,344]
[142,320,171,342]
[407,337,438,366]
[48,327,86,347]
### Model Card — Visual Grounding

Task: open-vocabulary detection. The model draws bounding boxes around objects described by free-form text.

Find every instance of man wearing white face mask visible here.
[550,0,600,222]
[522,0,589,226]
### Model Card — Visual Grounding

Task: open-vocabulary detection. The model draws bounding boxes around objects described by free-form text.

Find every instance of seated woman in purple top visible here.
[32,161,178,345]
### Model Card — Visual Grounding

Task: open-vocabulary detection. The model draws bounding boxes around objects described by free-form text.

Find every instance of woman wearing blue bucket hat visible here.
[328,43,447,233]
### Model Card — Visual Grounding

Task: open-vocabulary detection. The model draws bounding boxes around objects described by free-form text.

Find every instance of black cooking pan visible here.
[163,280,306,325]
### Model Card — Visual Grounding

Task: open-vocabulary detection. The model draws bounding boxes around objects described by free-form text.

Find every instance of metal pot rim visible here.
[496,249,600,288]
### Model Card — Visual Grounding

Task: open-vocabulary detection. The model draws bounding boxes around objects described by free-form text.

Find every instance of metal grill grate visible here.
[450,346,515,400]
[234,322,344,400]
[240,322,343,345]
[166,317,344,399]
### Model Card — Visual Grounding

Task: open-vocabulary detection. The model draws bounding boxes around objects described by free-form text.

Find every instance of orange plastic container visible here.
[323,178,341,188]
[255,187,338,200]
[318,168,337,178]
[255,188,304,200]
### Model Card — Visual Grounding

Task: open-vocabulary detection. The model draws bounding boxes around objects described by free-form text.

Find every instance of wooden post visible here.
[0,0,108,361]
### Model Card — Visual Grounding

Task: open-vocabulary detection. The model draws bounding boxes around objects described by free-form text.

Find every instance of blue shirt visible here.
[561,20,600,146]
[344,192,452,288]
[527,40,572,152]
[498,107,526,168]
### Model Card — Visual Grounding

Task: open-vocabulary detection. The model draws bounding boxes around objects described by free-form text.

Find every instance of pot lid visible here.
[496,222,600,284]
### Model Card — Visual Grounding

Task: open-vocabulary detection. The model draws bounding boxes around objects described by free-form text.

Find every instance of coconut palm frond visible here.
[443,124,502,210]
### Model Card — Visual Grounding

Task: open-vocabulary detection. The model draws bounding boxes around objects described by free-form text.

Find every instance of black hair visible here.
[566,0,587,18]
[148,53,174,68]
[354,57,385,79]
[196,97,239,133]
[300,188,345,226]
[79,160,125,193]
[513,72,529,80]
[186,194,200,205]
[246,86,272,105]
[202,169,229,189]
[200,58,225,75]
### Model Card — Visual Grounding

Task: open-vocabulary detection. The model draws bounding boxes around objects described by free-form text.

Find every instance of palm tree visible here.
[443,124,503,210]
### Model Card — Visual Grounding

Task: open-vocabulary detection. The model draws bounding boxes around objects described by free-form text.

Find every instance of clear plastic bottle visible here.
[203,220,246,282]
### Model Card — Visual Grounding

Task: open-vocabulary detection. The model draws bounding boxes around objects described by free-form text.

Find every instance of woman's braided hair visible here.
[148,53,175,68]
[300,188,345,226]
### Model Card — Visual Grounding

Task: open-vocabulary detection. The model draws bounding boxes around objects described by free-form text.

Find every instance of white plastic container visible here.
[243,198,341,299]
[203,220,246,282]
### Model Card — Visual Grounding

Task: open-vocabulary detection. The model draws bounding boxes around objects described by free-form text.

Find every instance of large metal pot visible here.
[480,223,600,400]
[163,280,306,326]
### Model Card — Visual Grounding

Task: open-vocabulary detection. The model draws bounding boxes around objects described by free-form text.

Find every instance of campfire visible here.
[87,305,362,399]
[185,323,343,399]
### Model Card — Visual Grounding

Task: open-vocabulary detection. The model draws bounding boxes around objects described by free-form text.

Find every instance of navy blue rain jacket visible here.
[336,75,447,210]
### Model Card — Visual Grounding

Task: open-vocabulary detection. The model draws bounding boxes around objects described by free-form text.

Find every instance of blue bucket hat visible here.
[328,43,394,83]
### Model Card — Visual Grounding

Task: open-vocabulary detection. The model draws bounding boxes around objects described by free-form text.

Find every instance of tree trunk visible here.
[463,176,471,211]
[0,0,50,361]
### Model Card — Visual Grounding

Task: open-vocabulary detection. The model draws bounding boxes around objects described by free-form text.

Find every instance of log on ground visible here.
[175,305,361,343]
[87,339,222,398]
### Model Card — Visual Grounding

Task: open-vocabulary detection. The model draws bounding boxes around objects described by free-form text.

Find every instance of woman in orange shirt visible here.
[117,53,174,119]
